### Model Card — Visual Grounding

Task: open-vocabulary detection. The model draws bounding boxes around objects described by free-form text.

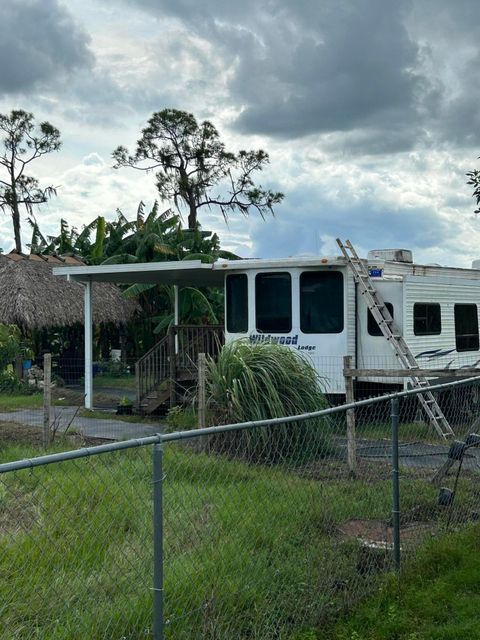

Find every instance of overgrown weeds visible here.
[202,340,336,463]
[325,523,480,640]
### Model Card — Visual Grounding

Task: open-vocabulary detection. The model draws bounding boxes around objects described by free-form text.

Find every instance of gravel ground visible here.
[0,407,165,441]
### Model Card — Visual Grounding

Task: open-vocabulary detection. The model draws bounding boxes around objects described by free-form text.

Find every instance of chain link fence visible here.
[1,376,480,638]
[2,353,479,445]
[0,355,161,443]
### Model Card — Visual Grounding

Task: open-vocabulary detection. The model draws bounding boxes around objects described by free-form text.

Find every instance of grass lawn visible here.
[0,387,128,413]
[323,523,480,640]
[0,437,466,640]
[356,420,477,446]
[93,373,136,390]
[0,393,43,412]
[0,427,479,639]
[0,437,393,640]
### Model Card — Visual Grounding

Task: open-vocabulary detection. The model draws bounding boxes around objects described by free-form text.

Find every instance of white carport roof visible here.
[53,256,344,285]
[53,259,227,286]
[52,259,229,410]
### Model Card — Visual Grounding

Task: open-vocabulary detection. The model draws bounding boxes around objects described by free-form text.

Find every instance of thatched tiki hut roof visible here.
[0,252,138,330]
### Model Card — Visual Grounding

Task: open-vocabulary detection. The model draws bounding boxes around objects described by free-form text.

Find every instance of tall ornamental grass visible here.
[204,340,335,463]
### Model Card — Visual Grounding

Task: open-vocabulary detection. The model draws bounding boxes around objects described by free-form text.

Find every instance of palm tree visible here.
[114,203,238,337]
[27,201,239,354]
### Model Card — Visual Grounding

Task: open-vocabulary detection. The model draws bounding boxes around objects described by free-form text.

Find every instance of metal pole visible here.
[173,285,179,355]
[168,331,176,408]
[391,397,401,571]
[153,440,164,640]
[43,353,52,450]
[344,356,357,476]
[84,279,93,409]
[198,352,206,429]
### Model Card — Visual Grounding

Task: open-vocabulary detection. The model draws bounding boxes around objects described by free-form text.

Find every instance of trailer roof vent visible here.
[367,249,413,263]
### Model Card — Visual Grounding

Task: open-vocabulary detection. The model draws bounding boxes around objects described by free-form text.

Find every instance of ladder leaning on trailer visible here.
[336,238,454,439]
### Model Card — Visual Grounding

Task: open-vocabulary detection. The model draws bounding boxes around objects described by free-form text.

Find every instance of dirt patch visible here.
[0,487,39,539]
[338,518,435,545]
[54,387,118,407]
[296,458,392,481]
[0,420,109,449]
[339,518,439,576]
[0,421,45,446]
[53,387,84,404]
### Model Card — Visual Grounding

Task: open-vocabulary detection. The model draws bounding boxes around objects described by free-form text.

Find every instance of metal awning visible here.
[52,260,229,410]
[53,260,227,286]
[53,255,346,285]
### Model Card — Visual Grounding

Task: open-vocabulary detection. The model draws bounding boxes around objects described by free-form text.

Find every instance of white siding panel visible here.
[356,280,403,381]
[404,276,480,368]
[346,271,356,365]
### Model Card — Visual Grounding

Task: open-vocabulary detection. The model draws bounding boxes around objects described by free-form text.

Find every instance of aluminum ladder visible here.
[336,238,454,439]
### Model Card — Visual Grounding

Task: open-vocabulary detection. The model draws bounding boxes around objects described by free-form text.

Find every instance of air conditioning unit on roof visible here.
[367,249,413,263]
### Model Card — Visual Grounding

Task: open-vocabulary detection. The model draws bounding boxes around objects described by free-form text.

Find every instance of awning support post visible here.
[84,279,93,409]
[174,285,179,355]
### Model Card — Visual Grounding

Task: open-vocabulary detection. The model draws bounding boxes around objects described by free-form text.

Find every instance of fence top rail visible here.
[0,435,162,474]
[2,374,480,474]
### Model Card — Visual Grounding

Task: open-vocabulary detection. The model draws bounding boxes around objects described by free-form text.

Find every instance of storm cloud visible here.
[0,0,478,265]
[113,0,480,153]
[0,0,93,96]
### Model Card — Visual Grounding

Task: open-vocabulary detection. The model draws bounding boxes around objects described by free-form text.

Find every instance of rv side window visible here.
[226,274,248,333]
[413,303,441,336]
[300,271,344,333]
[256,272,292,333]
[454,304,479,352]
[368,303,394,336]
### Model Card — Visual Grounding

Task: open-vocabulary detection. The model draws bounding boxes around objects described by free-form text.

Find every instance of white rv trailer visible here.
[222,248,480,396]
[53,245,480,408]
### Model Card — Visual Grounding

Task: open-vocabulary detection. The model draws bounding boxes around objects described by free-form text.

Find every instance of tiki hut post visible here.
[84,278,93,409]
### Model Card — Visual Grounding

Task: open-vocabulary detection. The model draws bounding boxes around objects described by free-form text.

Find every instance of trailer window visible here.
[455,304,479,352]
[226,274,248,333]
[300,271,344,333]
[256,272,292,333]
[414,303,441,336]
[368,303,394,336]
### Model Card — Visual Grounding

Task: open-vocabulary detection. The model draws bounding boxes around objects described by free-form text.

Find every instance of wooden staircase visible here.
[135,325,224,414]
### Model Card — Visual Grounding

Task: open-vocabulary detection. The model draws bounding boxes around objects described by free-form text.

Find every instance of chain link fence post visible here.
[153,438,164,640]
[391,396,401,571]
[343,355,357,476]
[43,352,52,450]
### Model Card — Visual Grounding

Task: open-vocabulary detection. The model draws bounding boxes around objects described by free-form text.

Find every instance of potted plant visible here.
[116,395,133,416]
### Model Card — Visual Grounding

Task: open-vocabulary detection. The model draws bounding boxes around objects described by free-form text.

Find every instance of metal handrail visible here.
[135,325,225,409]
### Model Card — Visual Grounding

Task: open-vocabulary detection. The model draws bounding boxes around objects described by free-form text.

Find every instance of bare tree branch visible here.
[113,108,283,230]
[0,110,61,252]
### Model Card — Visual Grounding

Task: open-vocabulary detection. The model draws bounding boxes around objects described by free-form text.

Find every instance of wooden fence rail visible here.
[343,367,480,378]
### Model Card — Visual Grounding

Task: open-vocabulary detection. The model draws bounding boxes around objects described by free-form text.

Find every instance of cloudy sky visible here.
[1,0,480,266]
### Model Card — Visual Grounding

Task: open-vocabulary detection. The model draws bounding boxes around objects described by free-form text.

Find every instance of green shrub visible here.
[203,340,335,463]
[166,405,198,432]
[0,371,36,394]
[0,324,21,371]
[97,360,131,377]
